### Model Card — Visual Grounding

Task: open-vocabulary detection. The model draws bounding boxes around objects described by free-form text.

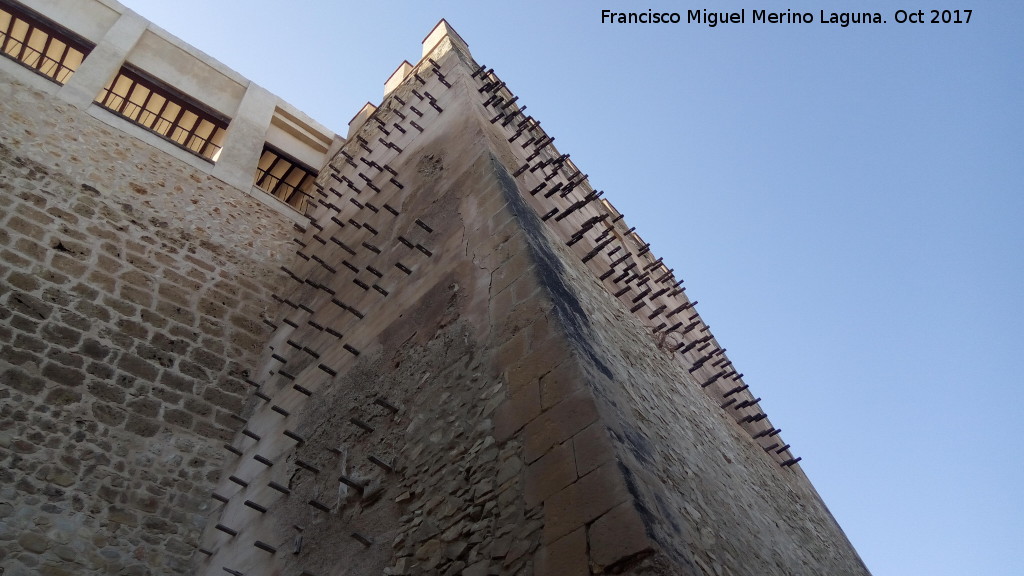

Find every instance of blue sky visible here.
[119,1,1023,574]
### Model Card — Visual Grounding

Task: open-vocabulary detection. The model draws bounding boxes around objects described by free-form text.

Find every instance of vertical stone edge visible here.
[477,142,662,574]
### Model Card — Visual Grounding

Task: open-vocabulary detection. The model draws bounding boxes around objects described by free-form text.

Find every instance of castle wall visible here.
[0,69,295,575]
[197,37,558,576]
[199,30,855,575]
[0,5,871,574]
[196,34,655,576]
[519,193,872,575]
[463,48,873,576]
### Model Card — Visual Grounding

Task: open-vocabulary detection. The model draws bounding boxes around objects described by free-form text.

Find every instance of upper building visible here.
[0,1,871,575]
[0,0,338,219]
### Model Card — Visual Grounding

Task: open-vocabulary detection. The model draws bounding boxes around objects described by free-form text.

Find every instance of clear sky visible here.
[118,1,1023,574]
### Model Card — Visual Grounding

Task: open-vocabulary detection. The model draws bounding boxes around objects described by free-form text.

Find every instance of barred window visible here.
[96,67,228,162]
[254,145,316,211]
[0,1,91,84]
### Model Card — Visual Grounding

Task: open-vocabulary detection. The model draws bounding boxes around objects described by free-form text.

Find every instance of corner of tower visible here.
[422,18,472,60]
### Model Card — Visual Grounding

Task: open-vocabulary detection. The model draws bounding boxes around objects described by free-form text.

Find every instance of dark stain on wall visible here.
[489,155,612,380]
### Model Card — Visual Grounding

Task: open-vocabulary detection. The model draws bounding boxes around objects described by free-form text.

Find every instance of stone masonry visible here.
[1,14,871,576]
[0,68,294,574]
[197,27,870,576]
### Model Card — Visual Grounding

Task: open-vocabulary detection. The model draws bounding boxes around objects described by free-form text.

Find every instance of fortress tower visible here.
[0,1,870,575]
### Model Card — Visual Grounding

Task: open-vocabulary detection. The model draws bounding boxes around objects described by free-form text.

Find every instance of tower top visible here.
[422,18,470,59]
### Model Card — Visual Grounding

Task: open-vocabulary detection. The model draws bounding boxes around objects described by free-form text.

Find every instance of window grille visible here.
[96,67,229,162]
[0,1,91,84]
[254,145,317,211]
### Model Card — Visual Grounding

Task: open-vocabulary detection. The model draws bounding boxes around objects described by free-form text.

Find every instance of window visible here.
[254,145,317,212]
[0,1,91,84]
[96,67,228,161]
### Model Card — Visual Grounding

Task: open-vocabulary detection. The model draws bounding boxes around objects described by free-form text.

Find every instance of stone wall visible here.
[196,33,868,576]
[1,21,870,576]
[195,36,652,576]
[462,41,873,576]
[0,69,295,575]
[524,197,872,575]
[196,38,557,576]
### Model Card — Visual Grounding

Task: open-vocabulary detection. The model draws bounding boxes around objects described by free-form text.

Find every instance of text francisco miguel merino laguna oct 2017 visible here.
[600,8,974,27]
